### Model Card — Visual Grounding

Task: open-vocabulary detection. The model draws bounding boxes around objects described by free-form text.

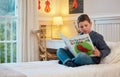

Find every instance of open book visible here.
[60,33,95,57]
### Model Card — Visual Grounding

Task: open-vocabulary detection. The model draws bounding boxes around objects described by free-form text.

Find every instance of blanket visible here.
[1,60,120,77]
[0,65,26,77]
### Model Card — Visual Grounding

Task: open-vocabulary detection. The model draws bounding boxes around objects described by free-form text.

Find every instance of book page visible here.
[60,33,95,57]
[69,34,95,56]
[59,33,77,56]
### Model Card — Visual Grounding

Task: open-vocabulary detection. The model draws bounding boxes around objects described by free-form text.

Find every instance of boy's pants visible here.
[57,48,95,66]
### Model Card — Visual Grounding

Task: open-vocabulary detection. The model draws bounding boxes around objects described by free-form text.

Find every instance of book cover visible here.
[60,33,95,57]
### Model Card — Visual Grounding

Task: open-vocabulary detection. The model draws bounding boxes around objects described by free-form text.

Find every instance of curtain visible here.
[17,0,39,62]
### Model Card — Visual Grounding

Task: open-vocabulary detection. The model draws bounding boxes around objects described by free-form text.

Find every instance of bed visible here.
[0,42,120,77]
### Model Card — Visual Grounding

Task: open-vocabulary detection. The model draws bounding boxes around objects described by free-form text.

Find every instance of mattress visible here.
[0,60,120,77]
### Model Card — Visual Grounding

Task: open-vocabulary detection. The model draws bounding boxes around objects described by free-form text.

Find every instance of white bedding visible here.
[0,65,26,77]
[1,42,120,77]
[1,60,120,77]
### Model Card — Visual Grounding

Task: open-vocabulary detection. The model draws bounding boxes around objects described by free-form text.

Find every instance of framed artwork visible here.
[69,0,84,14]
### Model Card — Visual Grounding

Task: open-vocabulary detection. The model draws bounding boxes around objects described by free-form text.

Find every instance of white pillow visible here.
[100,42,120,64]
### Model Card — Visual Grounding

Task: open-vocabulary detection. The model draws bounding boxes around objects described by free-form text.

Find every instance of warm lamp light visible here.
[52,16,63,39]
[53,16,63,26]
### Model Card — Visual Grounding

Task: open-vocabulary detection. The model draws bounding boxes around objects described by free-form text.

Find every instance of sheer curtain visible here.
[17,0,39,62]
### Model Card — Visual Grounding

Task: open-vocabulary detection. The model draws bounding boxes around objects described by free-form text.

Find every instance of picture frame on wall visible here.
[69,0,84,14]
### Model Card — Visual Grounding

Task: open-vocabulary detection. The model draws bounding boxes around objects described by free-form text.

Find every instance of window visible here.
[0,0,17,63]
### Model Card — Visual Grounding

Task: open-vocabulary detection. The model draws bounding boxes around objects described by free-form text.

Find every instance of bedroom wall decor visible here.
[69,0,83,14]
[38,0,41,10]
[44,0,51,13]
[38,0,51,13]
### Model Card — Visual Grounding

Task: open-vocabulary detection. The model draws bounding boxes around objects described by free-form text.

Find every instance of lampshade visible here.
[53,16,63,26]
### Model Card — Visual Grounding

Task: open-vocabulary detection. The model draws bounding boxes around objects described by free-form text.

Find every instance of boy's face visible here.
[78,20,92,34]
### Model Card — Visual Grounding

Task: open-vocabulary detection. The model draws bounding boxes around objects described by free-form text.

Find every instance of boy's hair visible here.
[77,14,91,25]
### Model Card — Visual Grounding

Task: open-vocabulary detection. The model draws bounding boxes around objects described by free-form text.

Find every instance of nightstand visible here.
[46,39,65,60]
[46,39,65,49]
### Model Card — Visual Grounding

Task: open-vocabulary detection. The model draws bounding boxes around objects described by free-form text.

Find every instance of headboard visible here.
[92,16,120,42]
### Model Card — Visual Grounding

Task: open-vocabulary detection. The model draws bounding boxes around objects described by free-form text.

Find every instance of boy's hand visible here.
[93,47,101,57]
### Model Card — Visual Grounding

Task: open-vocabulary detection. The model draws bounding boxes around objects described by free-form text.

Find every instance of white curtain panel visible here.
[17,0,39,62]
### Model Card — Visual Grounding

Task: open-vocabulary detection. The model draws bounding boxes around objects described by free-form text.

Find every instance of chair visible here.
[32,25,57,61]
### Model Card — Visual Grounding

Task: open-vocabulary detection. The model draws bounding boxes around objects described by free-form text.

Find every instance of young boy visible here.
[56,14,111,67]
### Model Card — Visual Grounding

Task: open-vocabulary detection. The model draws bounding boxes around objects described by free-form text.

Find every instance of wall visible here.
[39,0,120,19]
[38,0,120,38]
[60,0,120,20]
[84,0,120,17]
